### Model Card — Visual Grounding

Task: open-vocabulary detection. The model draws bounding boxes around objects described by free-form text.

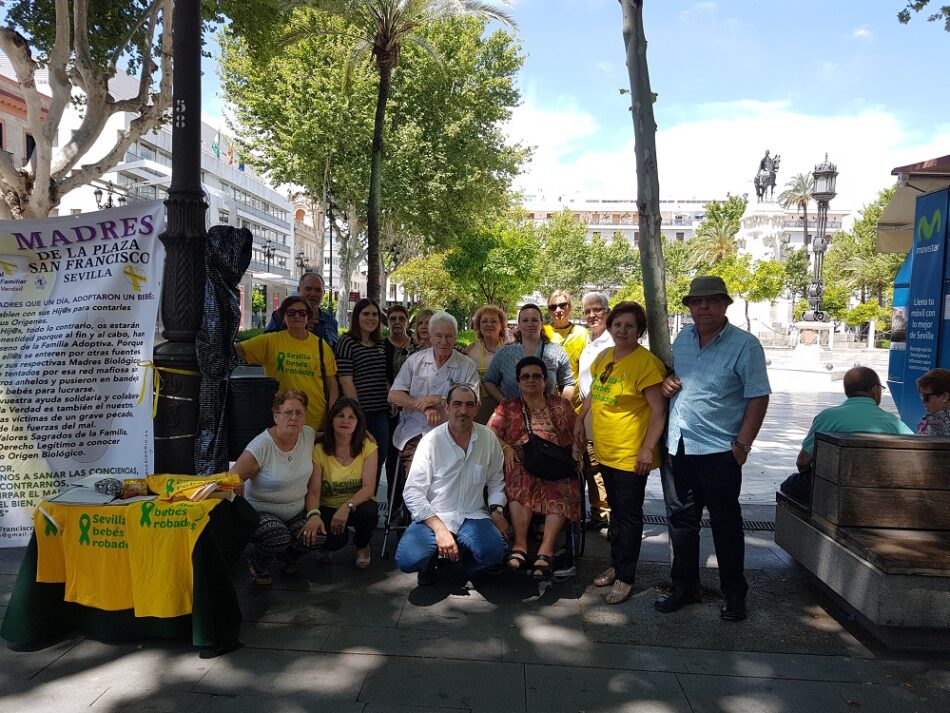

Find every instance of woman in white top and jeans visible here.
[231,389,327,585]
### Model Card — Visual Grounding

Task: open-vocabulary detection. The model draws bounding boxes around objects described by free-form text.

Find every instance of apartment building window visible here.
[0,122,5,150]
[25,133,36,161]
[633,232,639,246]
[219,209,230,223]
[676,232,685,241]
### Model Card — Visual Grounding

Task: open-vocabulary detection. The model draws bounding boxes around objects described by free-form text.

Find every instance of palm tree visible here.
[688,212,739,271]
[288,0,516,301]
[778,172,815,247]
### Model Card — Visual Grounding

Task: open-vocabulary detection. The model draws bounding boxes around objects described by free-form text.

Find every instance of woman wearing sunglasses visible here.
[574,301,667,605]
[235,296,339,432]
[917,368,950,436]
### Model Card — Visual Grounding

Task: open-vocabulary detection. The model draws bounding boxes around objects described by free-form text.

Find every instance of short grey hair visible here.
[299,272,325,289]
[428,311,458,334]
[582,291,609,310]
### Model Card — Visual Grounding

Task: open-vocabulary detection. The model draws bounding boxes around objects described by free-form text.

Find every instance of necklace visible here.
[483,342,498,354]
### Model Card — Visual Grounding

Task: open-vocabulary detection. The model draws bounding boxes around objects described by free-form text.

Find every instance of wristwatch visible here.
[489,504,504,515]
[733,440,752,453]
[346,500,356,512]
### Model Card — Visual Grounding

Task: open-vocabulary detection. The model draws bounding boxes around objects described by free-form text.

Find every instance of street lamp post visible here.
[260,238,276,316]
[152,0,207,474]
[93,182,127,209]
[803,154,838,323]
[295,250,310,276]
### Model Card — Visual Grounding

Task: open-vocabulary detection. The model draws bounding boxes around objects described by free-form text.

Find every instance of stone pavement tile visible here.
[678,648,902,684]
[503,635,687,673]
[357,657,524,712]
[324,625,504,662]
[238,587,404,628]
[0,680,112,713]
[29,639,214,693]
[363,705,471,713]
[676,673,854,713]
[90,689,217,712]
[201,693,366,713]
[0,636,82,685]
[194,648,377,701]
[524,664,690,713]
[830,681,950,713]
[240,622,332,652]
[575,561,862,656]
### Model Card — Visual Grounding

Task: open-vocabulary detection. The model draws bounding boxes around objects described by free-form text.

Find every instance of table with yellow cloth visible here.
[0,495,257,654]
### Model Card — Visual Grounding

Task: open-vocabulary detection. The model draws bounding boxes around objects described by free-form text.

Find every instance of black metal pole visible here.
[153,0,207,474]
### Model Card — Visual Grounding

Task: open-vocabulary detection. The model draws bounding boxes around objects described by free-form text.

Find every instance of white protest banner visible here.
[0,202,165,547]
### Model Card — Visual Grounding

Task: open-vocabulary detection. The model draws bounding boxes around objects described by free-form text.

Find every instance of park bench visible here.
[775,432,950,651]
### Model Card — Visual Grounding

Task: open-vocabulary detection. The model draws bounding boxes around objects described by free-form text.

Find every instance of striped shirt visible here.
[334,334,390,414]
[666,321,771,455]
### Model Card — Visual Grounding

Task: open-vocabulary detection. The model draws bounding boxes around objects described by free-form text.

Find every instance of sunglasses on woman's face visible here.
[599,362,615,385]
[518,372,545,382]
[547,301,569,311]
[285,309,309,318]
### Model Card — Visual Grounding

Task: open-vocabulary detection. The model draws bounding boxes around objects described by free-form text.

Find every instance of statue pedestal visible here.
[793,321,835,365]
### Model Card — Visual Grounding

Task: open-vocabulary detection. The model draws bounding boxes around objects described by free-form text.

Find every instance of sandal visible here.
[593,567,616,588]
[248,561,272,586]
[530,553,553,580]
[506,549,528,571]
[605,581,633,605]
[355,547,371,570]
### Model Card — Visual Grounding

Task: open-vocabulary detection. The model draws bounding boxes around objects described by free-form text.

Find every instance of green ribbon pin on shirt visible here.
[140,501,156,527]
[78,513,91,545]
[44,517,58,536]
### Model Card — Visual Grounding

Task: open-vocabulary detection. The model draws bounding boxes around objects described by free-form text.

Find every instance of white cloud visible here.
[851,25,874,41]
[508,98,950,211]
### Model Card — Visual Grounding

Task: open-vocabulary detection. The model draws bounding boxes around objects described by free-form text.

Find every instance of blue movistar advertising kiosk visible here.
[887,186,950,428]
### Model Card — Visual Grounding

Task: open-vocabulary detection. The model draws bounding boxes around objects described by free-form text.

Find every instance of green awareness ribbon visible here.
[44,517,58,536]
[78,513,91,545]
[166,479,175,495]
[140,501,156,527]
[277,352,286,372]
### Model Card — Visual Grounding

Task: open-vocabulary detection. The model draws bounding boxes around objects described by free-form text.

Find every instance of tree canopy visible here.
[898,1,950,31]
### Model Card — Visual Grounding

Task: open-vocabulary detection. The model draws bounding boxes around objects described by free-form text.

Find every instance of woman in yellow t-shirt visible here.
[543,289,589,404]
[574,301,667,605]
[235,296,339,432]
[311,398,379,569]
[463,304,508,424]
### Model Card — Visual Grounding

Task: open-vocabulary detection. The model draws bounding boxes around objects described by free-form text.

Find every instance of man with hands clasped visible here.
[395,384,510,586]
[655,276,770,622]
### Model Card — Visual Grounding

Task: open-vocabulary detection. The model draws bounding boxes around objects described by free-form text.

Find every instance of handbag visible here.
[520,400,576,482]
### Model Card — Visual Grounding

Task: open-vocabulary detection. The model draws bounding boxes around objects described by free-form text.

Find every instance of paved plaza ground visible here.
[2,347,948,713]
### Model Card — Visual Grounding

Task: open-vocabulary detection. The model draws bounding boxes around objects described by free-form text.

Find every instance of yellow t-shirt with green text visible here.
[590,346,666,471]
[312,438,377,509]
[241,331,337,430]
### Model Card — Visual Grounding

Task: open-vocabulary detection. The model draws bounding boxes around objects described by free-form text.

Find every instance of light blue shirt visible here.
[801,397,912,454]
[667,321,771,455]
[483,341,574,399]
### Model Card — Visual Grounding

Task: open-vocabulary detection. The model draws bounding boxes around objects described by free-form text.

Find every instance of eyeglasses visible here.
[685,296,725,307]
[277,409,306,419]
[921,392,934,403]
[599,362,615,385]
[547,302,569,311]
[284,309,309,318]
[583,307,607,317]
[518,373,545,382]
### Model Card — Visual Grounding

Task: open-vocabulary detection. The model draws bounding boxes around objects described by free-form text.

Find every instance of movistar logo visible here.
[918,209,942,242]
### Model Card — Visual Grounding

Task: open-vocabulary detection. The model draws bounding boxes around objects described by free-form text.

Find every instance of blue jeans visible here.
[364,410,390,494]
[395,518,505,575]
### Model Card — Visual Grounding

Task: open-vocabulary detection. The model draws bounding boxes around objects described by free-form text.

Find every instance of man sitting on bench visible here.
[780,367,913,504]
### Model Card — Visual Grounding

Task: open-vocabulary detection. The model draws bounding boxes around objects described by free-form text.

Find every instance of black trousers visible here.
[319,500,378,550]
[661,440,748,598]
[600,465,647,584]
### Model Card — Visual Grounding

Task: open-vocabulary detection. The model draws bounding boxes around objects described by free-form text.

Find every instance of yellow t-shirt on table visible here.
[312,438,378,509]
[590,346,666,471]
[241,330,337,431]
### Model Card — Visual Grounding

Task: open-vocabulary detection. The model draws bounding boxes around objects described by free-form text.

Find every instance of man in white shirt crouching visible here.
[395,384,510,585]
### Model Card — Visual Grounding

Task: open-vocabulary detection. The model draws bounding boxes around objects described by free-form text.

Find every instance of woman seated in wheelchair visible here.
[489,356,582,579]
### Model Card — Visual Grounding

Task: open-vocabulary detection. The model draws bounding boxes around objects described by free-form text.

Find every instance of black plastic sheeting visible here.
[194,225,252,474]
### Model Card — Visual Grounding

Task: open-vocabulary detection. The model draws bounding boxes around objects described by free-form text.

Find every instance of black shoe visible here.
[417,556,438,586]
[584,517,609,531]
[720,595,747,621]
[654,590,701,613]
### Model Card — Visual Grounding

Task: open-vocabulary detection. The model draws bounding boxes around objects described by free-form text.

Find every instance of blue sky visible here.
[205,0,950,210]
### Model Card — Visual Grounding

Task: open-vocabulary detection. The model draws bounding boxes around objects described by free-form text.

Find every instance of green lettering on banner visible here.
[165,479,175,496]
[140,501,155,527]
[78,513,91,545]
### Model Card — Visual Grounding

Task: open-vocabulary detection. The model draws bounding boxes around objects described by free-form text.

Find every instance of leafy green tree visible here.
[778,173,815,246]
[283,0,516,301]
[390,251,464,308]
[536,210,591,296]
[617,234,692,314]
[749,260,786,306]
[711,255,755,330]
[444,214,540,311]
[898,1,950,30]
[783,246,811,303]
[688,195,746,271]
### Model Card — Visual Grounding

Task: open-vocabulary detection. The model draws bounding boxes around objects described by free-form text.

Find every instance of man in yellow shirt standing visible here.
[544,290,588,407]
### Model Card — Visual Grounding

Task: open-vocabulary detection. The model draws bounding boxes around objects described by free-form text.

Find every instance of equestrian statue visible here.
[754,150,781,202]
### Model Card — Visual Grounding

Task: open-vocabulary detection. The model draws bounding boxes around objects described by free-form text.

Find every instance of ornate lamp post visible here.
[93,182,127,209]
[295,250,311,275]
[803,154,838,323]
[152,0,207,474]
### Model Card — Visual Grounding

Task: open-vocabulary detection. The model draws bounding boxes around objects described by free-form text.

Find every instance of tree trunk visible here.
[367,63,392,303]
[744,299,751,332]
[620,0,671,367]
[803,203,809,247]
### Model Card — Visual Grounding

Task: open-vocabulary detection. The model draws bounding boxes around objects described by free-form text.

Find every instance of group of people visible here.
[227,271,949,622]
